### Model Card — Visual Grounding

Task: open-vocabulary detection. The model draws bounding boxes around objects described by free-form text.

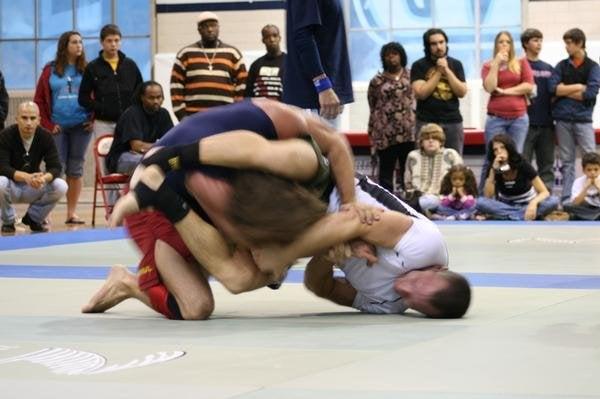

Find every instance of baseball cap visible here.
[197,11,219,25]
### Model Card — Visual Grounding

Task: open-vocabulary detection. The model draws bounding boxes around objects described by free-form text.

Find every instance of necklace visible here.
[200,42,217,71]
[385,70,402,81]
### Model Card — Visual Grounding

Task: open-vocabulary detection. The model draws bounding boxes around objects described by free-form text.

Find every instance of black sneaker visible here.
[1,223,15,233]
[22,213,47,232]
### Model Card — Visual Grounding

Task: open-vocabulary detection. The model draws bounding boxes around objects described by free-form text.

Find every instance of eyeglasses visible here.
[23,153,31,170]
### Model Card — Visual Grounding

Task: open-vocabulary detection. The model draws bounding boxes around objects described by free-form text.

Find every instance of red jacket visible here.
[33,63,57,131]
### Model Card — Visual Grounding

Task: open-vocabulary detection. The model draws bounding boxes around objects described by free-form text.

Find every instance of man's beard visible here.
[431,49,447,61]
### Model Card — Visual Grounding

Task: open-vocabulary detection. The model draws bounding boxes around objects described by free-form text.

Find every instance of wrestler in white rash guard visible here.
[327,176,449,314]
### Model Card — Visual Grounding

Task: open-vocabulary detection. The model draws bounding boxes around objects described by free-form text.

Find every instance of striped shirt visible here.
[170,40,247,120]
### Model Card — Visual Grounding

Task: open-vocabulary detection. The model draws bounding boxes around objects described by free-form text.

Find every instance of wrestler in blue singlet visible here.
[158,100,277,147]
[155,100,278,218]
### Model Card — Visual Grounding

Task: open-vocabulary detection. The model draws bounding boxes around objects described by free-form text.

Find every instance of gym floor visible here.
[1,220,599,399]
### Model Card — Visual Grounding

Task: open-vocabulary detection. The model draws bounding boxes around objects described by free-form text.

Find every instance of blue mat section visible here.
[0,228,127,251]
[465,272,600,289]
[0,265,134,280]
[1,265,599,289]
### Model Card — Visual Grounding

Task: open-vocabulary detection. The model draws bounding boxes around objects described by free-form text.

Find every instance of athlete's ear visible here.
[393,278,410,297]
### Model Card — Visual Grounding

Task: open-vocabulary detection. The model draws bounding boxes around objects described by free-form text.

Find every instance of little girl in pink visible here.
[434,165,478,220]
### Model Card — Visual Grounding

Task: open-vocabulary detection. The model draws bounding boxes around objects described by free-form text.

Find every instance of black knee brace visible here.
[134,181,190,224]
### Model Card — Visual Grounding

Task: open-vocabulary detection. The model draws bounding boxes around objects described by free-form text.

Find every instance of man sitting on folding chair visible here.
[92,81,173,225]
[106,81,173,175]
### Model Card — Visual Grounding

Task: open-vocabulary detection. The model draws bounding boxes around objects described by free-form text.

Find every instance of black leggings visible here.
[376,141,415,192]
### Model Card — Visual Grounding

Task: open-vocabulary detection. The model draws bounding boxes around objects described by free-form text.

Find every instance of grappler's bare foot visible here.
[109,166,166,227]
[81,265,138,313]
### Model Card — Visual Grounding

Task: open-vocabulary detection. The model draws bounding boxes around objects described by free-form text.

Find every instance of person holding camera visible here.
[476,133,558,221]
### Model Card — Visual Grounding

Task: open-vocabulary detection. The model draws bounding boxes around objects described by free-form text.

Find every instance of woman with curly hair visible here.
[433,165,478,220]
[367,41,416,193]
[477,133,559,220]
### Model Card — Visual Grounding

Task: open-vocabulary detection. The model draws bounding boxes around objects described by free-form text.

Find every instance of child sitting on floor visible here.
[431,165,478,220]
[563,152,600,220]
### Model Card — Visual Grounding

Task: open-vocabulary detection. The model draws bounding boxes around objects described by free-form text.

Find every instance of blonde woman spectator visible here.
[404,123,462,213]
[480,31,533,189]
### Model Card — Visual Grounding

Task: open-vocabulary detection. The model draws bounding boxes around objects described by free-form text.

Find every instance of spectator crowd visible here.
[1,10,600,235]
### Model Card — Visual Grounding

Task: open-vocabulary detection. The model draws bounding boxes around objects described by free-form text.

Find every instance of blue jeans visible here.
[116,151,143,175]
[479,114,529,192]
[53,123,93,178]
[0,176,68,224]
[436,204,477,219]
[418,194,441,212]
[562,202,600,220]
[555,121,596,201]
[476,195,559,220]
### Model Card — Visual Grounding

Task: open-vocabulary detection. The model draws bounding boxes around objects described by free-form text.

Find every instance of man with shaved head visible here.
[0,101,67,233]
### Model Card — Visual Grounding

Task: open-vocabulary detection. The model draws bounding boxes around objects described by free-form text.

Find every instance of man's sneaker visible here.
[1,223,15,234]
[22,213,47,232]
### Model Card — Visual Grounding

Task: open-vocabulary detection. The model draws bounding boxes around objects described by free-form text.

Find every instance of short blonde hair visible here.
[419,123,445,147]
